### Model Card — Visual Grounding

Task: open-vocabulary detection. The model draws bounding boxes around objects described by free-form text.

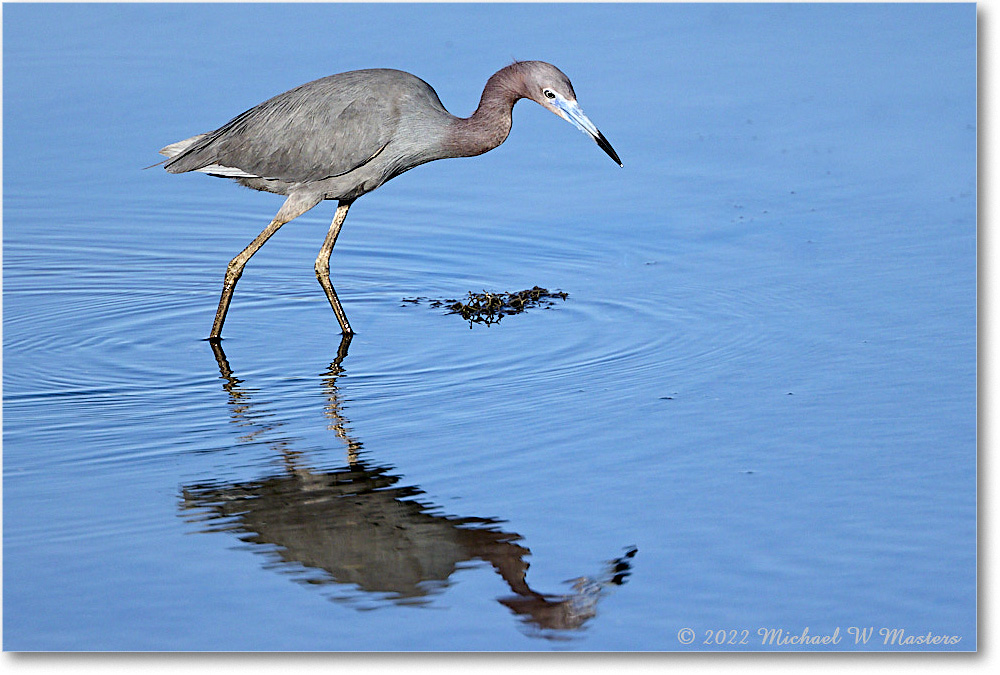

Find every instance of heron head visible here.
[518,61,622,167]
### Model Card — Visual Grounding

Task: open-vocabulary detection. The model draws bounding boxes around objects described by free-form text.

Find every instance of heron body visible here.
[160,61,621,339]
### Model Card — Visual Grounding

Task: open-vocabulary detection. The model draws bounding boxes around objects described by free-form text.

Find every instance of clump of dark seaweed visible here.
[402,286,568,327]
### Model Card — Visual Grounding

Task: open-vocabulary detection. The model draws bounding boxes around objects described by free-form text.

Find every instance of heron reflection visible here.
[182,337,636,634]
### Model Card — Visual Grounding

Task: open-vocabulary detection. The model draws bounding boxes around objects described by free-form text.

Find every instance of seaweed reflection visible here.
[182,337,635,635]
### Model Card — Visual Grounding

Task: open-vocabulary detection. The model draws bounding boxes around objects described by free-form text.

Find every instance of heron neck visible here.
[448,66,526,157]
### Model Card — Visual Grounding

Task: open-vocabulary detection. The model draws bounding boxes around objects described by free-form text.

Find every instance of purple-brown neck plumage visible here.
[445,63,531,158]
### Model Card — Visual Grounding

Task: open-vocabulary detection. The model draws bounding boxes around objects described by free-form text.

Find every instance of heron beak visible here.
[551,97,623,167]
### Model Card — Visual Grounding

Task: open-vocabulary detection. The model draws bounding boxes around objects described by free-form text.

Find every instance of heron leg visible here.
[314,200,354,335]
[209,192,322,340]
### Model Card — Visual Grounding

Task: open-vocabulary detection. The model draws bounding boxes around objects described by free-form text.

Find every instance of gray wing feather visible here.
[165,72,400,183]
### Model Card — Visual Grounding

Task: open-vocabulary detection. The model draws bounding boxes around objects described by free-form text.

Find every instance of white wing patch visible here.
[196,164,266,179]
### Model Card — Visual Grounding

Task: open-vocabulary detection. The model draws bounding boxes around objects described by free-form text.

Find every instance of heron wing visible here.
[164,73,399,184]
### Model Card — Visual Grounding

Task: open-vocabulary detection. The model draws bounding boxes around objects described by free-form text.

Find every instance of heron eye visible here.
[543,89,556,99]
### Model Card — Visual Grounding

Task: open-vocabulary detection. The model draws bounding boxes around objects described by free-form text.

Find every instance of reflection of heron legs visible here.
[321,333,361,462]
[210,192,322,340]
[315,200,354,335]
[208,339,233,380]
[334,332,353,365]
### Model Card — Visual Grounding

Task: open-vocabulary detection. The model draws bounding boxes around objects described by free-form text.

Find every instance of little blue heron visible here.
[159,61,621,340]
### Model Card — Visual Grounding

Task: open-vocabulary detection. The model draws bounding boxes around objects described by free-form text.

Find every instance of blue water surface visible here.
[2,2,976,651]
